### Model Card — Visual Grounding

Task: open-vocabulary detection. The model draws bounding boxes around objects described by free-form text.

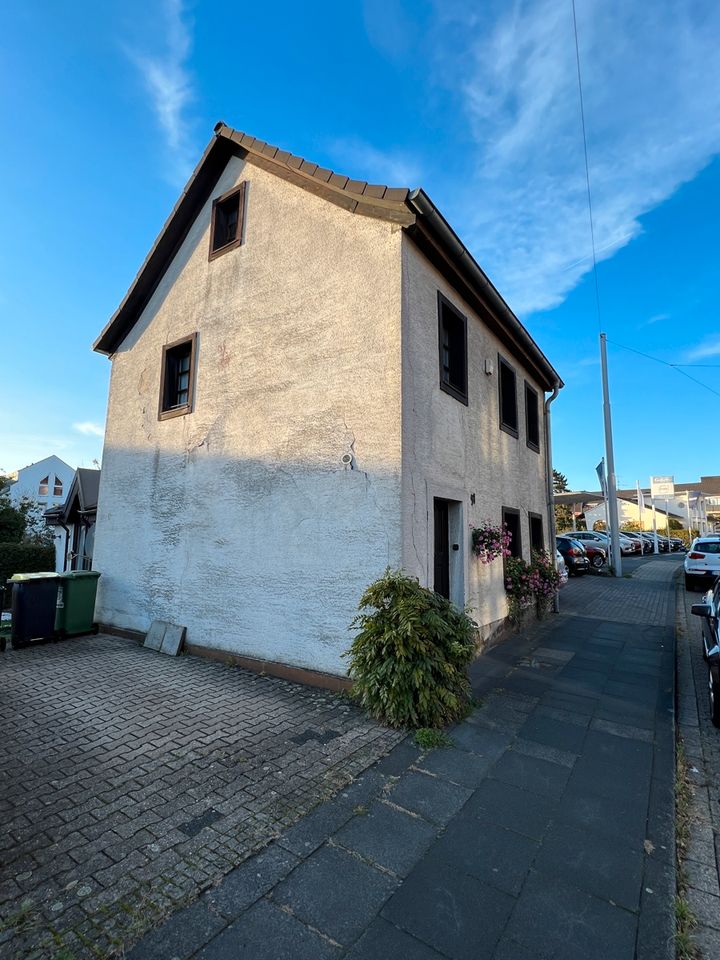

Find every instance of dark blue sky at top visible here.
[1,0,718,490]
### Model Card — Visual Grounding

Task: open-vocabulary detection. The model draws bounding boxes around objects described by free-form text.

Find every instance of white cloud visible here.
[126,0,195,183]
[73,422,105,438]
[326,136,422,187]
[684,336,720,361]
[645,313,670,326]
[426,0,720,316]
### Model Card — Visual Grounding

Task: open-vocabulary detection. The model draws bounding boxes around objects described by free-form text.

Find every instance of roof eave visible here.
[405,189,563,393]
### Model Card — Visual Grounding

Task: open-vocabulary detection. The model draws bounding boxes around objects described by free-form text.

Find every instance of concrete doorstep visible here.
[126,565,679,960]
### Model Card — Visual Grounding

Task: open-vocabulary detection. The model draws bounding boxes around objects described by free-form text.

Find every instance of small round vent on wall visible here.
[341,453,353,466]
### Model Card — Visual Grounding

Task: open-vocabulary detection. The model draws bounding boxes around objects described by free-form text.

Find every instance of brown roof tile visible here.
[363,185,387,199]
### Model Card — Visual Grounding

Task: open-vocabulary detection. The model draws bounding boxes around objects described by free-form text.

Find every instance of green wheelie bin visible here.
[55,570,101,638]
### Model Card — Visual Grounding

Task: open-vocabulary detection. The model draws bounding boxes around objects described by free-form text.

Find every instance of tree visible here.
[553,470,569,494]
[553,469,572,531]
[0,488,54,547]
[621,520,643,532]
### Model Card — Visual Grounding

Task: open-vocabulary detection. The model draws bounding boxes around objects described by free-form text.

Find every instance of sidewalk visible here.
[127,558,679,960]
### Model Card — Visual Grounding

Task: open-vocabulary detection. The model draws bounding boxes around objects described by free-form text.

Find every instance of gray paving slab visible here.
[532,820,644,911]
[502,869,637,960]
[334,800,437,877]
[195,899,340,959]
[489,749,571,798]
[344,917,446,960]
[424,815,538,896]
[387,770,472,825]
[457,777,556,841]
[381,858,515,960]
[270,844,397,946]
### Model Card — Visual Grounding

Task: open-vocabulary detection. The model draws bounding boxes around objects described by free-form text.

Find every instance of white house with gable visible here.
[91,122,563,683]
[8,456,75,571]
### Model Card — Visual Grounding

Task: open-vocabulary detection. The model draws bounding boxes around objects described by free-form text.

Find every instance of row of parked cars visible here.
[688,537,720,726]
[555,528,688,578]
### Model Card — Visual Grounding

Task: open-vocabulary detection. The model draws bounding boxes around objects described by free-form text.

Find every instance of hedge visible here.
[0,542,56,608]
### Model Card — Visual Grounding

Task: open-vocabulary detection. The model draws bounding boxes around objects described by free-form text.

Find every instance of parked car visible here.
[572,531,607,547]
[684,537,720,591]
[690,580,720,726]
[670,537,684,552]
[582,542,607,570]
[556,549,569,586]
[556,536,590,576]
[621,532,652,554]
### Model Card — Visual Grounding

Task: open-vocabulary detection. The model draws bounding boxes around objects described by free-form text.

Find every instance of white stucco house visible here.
[8,456,75,571]
[92,122,563,683]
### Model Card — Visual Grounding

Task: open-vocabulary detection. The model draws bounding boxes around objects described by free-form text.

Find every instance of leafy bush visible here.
[345,569,477,729]
[0,542,56,608]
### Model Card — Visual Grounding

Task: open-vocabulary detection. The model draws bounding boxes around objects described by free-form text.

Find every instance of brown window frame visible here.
[158,333,198,421]
[498,354,518,438]
[437,292,468,406]
[525,381,541,453]
[502,506,522,559]
[529,511,544,553]
[208,182,247,261]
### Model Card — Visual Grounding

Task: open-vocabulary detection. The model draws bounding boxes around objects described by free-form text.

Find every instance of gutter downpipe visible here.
[545,384,562,612]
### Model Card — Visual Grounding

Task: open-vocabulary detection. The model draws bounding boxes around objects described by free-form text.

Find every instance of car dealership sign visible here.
[650,475,675,498]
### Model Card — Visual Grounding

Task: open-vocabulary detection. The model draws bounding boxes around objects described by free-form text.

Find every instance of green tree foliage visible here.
[345,569,477,729]
[553,469,573,531]
[621,520,643,532]
[0,484,54,547]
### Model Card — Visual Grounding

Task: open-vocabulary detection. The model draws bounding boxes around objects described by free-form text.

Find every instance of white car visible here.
[572,530,640,555]
[556,549,569,586]
[684,537,720,591]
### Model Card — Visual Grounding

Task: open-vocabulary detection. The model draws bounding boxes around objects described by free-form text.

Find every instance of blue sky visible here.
[1,0,719,490]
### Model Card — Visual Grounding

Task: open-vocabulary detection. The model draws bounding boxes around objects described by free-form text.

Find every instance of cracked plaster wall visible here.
[93,156,403,675]
[400,236,550,638]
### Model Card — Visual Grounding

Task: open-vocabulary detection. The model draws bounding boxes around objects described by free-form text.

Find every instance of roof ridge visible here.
[214,122,411,205]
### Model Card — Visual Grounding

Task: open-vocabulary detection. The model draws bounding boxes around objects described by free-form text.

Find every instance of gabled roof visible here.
[93,122,562,391]
[47,468,101,524]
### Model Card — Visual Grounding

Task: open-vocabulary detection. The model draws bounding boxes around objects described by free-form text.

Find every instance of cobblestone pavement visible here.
[126,561,679,960]
[677,577,720,957]
[0,635,402,959]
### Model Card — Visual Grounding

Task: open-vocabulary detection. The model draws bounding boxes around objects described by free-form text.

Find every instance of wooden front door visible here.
[434,498,450,599]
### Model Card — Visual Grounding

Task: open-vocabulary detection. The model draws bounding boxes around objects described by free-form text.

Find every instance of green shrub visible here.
[0,542,56,608]
[345,569,477,729]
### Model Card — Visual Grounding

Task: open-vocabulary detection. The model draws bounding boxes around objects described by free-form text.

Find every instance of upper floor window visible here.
[498,355,518,437]
[53,476,63,497]
[525,382,540,452]
[38,476,49,496]
[437,293,468,405]
[159,334,197,420]
[209,183,246,260]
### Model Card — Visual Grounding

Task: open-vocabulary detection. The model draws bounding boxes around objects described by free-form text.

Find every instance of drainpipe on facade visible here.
[544,383,561,613]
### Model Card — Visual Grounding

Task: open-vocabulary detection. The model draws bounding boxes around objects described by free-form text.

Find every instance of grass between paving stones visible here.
[675,738,700,960]
[414,728,454,750]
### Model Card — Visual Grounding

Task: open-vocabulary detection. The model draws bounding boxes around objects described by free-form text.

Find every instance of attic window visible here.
[525,382,540,452]
[53,477,63,497]
[159,334,197,420]
[38,476,49,496]
[438,293,468,405]
[209,183,246,260]
[498,355,518,437]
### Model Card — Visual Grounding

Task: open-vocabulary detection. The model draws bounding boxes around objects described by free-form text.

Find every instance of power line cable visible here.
[606,338,720,399]
[571,0,601,333]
